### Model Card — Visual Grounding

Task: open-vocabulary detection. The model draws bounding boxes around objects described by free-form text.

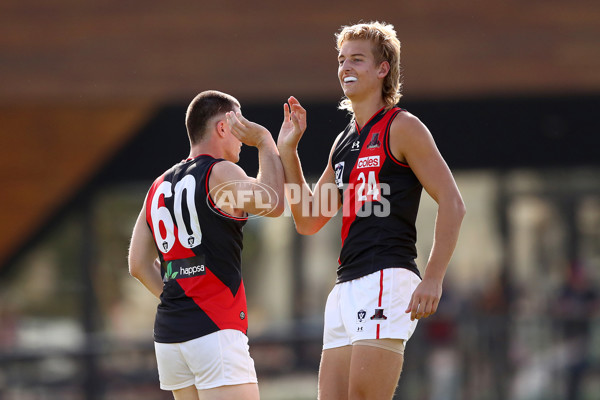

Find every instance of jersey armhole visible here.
[205,160,249,221]
[331,125,353,164]
[384,109,411,168]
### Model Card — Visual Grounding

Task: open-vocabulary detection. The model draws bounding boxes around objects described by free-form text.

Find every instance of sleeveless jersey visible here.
[331,107,422,283]
[145,154,248,343]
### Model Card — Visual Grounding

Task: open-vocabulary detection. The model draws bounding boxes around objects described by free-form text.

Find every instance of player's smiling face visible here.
[338,39,384,100]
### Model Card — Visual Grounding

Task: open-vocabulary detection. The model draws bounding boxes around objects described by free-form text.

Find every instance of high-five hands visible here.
[278,96,307,150]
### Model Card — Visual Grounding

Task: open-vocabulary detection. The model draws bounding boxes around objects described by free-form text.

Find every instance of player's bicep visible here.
[209,161,279,216]
[129,204,157,276]
[396,118,457,203]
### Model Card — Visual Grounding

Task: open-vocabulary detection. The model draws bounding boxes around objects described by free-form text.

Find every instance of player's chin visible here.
[342,86,356,98]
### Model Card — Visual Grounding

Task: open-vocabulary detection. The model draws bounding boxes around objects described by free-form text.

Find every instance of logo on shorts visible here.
[240,311,246,320]
[370,308,388,320]
[357,309,367,323]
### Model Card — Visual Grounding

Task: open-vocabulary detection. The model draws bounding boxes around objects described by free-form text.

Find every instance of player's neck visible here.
[189,140,223,160]
[351,96,386,129]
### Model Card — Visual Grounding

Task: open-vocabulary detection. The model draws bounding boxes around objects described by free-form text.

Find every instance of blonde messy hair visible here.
[335,21,402,113]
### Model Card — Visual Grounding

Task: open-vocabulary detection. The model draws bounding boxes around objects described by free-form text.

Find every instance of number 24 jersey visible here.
[331,107,423,283]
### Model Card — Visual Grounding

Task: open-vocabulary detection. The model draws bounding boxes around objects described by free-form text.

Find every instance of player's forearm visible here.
[255,139,285,216]
[278,147,326,234]
[129,258,163,298]
[423,196,466,282]
[128,209,163,298]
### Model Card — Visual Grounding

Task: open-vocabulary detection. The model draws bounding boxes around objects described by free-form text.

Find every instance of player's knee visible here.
[347,375,381,400]
[348,386,369,400]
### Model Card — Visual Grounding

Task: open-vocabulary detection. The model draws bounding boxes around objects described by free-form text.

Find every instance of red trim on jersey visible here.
[376,324,380,339]
[355,107,386,134]
[383,109,411,168]
[205,161,249,222]
[145,175,165,235]
[184,153,214,162]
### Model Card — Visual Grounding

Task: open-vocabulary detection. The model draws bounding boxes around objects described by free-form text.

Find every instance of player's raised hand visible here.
[278,96,307,150]
[226,111,273,149]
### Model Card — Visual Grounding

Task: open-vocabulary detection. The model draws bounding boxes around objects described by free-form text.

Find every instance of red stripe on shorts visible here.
[377,270,384,339]
[378,270,384,307]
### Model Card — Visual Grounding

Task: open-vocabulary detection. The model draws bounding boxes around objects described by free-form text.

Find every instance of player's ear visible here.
[216,120,227,138]
[378,61,390,78]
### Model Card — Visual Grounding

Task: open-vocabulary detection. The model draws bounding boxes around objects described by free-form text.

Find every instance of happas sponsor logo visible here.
[164,261,207,281]
[179,264,206,277]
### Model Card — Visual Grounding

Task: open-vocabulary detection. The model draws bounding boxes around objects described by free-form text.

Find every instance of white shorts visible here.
[323,268,421,350]
[154,329,257,391]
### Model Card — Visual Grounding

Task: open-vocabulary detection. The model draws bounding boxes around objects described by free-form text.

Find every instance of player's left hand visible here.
[278,96,307,149]
[405,277,442,321]
[226,111,272,149]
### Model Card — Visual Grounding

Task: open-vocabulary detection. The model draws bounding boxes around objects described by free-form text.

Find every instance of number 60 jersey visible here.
[145,155,248,344]
[332,107,423,284]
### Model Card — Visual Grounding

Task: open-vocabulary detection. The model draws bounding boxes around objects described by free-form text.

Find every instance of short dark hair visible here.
[185,90,241,144]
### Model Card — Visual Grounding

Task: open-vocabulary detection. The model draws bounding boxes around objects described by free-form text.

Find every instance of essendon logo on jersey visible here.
[356,155,380,169]
[367,132,381,149]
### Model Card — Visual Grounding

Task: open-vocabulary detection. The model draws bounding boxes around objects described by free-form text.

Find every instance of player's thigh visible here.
[318,346,352,400]
[173,385,199,400]
[348,344,404,400]
[197,383,259,400]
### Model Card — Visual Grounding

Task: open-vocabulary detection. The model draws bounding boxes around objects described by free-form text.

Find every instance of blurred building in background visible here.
[1,1,599,399]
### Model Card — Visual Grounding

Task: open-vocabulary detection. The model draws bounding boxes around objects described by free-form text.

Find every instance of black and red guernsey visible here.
[145,154,248,343]
[331,107,422,283]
